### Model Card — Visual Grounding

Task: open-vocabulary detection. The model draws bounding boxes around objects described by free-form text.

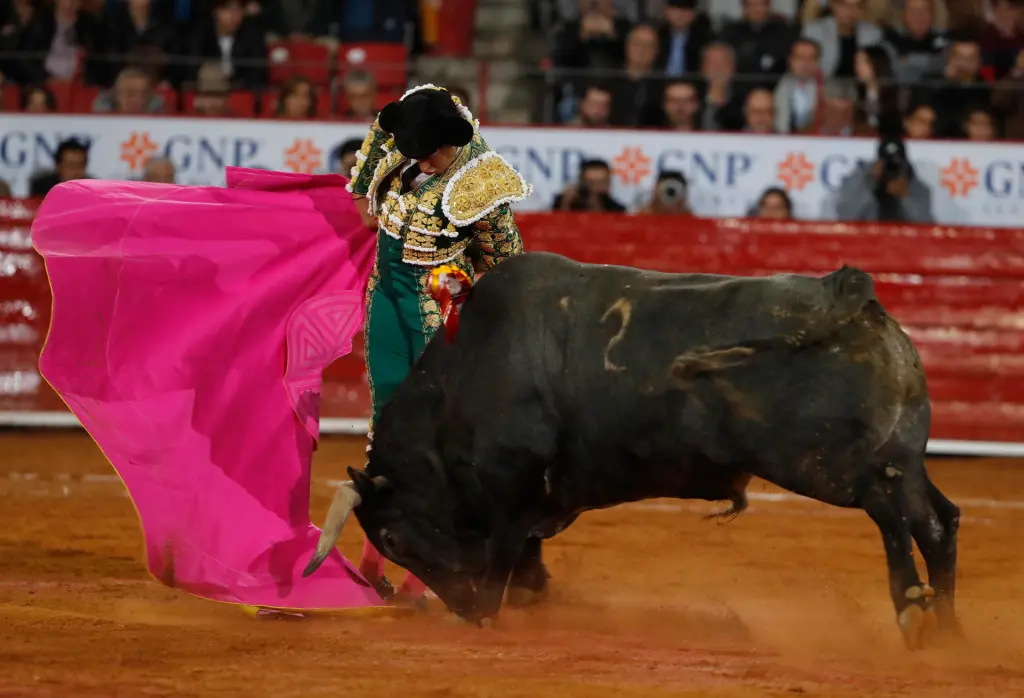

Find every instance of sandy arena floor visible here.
[0,431,1022,698]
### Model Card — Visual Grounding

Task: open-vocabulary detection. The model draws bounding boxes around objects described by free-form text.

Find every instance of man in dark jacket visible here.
[719,0,797,91]
[657,0,713,79]
[179,0,267,89]
[29,138,90,199]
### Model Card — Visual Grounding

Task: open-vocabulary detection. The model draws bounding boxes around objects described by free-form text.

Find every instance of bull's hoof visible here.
[391,591,429,613]
[443,614,496,629]
[373,575,396,600]
[898,585,938,650]
[506,585,547,608]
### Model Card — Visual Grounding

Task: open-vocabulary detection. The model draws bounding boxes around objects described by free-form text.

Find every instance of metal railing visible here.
[1,48,1019,137]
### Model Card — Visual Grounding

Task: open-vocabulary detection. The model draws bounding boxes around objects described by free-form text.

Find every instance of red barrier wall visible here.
[2,203,1022,443]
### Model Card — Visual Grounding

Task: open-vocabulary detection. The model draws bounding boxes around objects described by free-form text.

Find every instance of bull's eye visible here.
[379,528,402,555]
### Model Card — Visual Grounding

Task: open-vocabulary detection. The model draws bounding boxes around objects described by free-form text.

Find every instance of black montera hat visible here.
[378,88,474,160]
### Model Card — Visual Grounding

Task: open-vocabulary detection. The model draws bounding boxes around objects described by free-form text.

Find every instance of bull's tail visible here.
[670,266,881,385]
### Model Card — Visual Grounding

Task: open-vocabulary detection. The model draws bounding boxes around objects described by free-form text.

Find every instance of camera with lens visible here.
[879,140,909,184]
[655,171,688,207]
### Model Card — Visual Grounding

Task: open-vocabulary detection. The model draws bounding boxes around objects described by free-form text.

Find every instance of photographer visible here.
[833,130,934,223]
[553,159,627,212]
[637,171,694,215]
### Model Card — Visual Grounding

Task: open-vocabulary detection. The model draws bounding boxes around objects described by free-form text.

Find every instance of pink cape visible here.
[33,168,385,611]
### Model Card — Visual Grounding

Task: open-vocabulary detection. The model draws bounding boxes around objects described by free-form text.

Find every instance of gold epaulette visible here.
[441,152,532,226]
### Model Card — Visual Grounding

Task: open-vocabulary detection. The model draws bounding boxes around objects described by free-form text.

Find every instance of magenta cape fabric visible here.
[33,169,384,610]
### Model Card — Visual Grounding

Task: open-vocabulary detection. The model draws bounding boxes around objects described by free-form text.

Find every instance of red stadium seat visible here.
[267,39,333,87]
[182,90,257,117]
[338,42,407,90]
[156,85,179,113]
[71,85,100,113]
[44,80,77,112]
[1,83,20,111]
[260,86,333,118]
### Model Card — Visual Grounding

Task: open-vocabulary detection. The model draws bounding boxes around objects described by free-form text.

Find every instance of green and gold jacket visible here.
[346,100,530,272]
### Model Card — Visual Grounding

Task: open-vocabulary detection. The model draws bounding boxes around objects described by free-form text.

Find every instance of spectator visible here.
[570,83,613,126]
[799,0,896,28]
[979,0,1024,80]
[183,0,268,89]
[637,171,693,215]
[993,49,1024,137]
[340,69,377,121]
[753,186,793,218]
[192,61,234,116]
[29,138,90,198]
[16,0,101,85]
[21,83,57,112]
[93,65,164,113]
[719,0,797,91]
[773,38,822,133]
[0,178,11,198]
[554,0,642,22]
[817,79,864,135]
[98,0,175,85]
[962,105,997,139]
[554,0,631,73]
[833,133,933,223]
[143,156,175,183]
[916,39,992,137]
[884,0,948,84]
[903,102,936,137]
[276,75,317,118]
[656,79,702,130]
[699,42,745,130]
[337,0,415,44]
[553,158,627,212]
[708,0,801,30]
[0,0,37,84]
[657,0,712,79]
[853,46,900,131]
[260,0,334,39]
[802,0,886,78]
[945,0,987,35]
[330,138,363,176]
[608,24,662,127]
[742,87,776,132]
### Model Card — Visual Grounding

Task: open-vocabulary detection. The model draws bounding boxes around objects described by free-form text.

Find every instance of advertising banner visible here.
[1,115,1020,226]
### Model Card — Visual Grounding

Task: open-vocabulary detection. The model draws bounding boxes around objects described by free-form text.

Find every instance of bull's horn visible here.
[302,481,362,578]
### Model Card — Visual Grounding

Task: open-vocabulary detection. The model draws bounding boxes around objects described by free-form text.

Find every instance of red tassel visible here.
[429,265,473,342]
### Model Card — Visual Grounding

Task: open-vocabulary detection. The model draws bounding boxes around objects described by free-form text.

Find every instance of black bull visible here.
[305,252,961,649]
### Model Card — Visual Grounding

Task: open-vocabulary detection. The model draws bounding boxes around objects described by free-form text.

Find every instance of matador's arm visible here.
[469,204,524,274]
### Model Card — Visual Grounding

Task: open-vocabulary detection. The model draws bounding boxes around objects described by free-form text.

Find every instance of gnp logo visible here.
[776,153,815,191]
[611,146,652,185]
[939,158,979,198]
[118,131,320,173]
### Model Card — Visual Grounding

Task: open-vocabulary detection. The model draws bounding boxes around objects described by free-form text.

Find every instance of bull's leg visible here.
[861,465,937,650]
[907,473,962,635]
[506,537,549,607]
[359,537,386,585]
[473,533,528,622]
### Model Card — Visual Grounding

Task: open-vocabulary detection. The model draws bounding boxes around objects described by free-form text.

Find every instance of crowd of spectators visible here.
[549,0,1024,140]
[0,0,417,117]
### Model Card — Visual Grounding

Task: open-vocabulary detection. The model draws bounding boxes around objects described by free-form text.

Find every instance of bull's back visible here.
[453,253,918,463]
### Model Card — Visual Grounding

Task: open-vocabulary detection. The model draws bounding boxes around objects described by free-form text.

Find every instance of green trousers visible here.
[365,234,459,427]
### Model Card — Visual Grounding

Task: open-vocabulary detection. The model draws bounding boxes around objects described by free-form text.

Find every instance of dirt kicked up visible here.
[0,431,1022,698]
